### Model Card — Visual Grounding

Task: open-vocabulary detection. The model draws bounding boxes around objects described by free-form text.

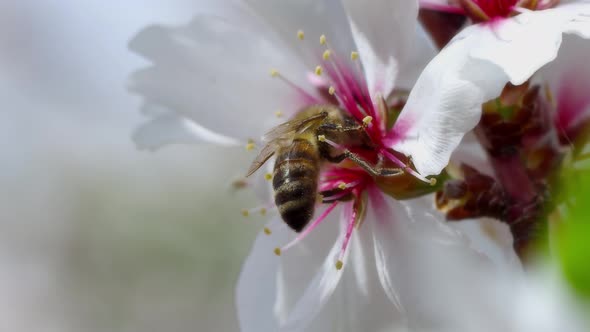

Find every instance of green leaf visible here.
[556,165,590,299]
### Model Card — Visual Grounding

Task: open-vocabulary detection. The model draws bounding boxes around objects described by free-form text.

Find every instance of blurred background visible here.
[3,2,590,332]
[0,2,264,331]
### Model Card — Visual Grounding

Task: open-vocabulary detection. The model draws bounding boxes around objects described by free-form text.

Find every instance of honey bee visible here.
[246,105,403,232]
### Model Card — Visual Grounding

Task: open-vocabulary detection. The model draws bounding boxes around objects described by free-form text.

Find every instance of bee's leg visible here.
[343,150,403,177]
[318,123,363,133]
[323,153,347,163]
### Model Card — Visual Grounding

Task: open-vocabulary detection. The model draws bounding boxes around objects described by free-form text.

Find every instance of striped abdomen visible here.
[273,138,320,232]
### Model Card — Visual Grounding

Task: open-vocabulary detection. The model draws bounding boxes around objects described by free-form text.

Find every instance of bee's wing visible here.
[247,111,327,177]
[245,140,282,177]
[261,112,327,142]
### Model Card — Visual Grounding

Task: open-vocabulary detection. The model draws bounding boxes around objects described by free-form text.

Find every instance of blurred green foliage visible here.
[556,156,590,300]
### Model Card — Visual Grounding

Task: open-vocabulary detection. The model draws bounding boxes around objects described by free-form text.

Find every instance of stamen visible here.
[318,135,346,150]
[362,115,373,127]
[338,182,347,190]
[297,30,305,40]
[337,200,358,270]
[319,34,327,45]
[269,67,320,104]
[322,50,331,60]
[381,148,434,185]
[264,227,272,235]
[279,201,339,253]
[274,247,281,256]
[324,49,372,122]
[245,139,256,151]
[321,190,350,202]
[328,86,336,95]
[316,194,324,204]
[275,110,283,118]
[241,202,276,218]
[264,173,273,181]
[315,65,323,76]
[350,51,375,120]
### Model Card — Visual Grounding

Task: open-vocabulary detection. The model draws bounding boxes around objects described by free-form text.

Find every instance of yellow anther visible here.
[316,194,324,204]
[297,30,305,40]
[322,50,331,60]
[320,34,327,45]
[317,135,326,142]
[335,260,344,270]
[260,208,267,216]
[338,182,347,190]
[315,65,323,76]
[429,178,437,186]
[351,51,359,61]
[264,173,273,181]
[274,247,282,256]
[275,110,283,118]
[270,68,279,77]
[263,227,272,235]
[241,209,249,217]
[245,142,256,151]
[328,86,335,95]
[362,116,373,126]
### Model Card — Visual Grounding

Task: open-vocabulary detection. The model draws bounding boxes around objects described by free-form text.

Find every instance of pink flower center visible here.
[473,0,518,18]
[421,0,560,22]
[257,31,434,269]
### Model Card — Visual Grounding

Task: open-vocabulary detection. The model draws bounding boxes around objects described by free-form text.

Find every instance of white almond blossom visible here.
[396,0,590,177]
[127,0,587,331]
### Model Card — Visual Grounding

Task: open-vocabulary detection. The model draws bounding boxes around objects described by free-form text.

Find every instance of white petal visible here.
[243,0,356,68]
[449,134,495,176]
[305,224,404,332]
[395,23,438,90]
[129,14,313,142]
[277,210,347,331]
[392,37,509,176]
[132,112,239,150]
[236,219,289,332]
[368,194,521,330]
[468,3,590,86]
[449,218,521,272]
[394,3,590,176]
[341,0,419,99]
